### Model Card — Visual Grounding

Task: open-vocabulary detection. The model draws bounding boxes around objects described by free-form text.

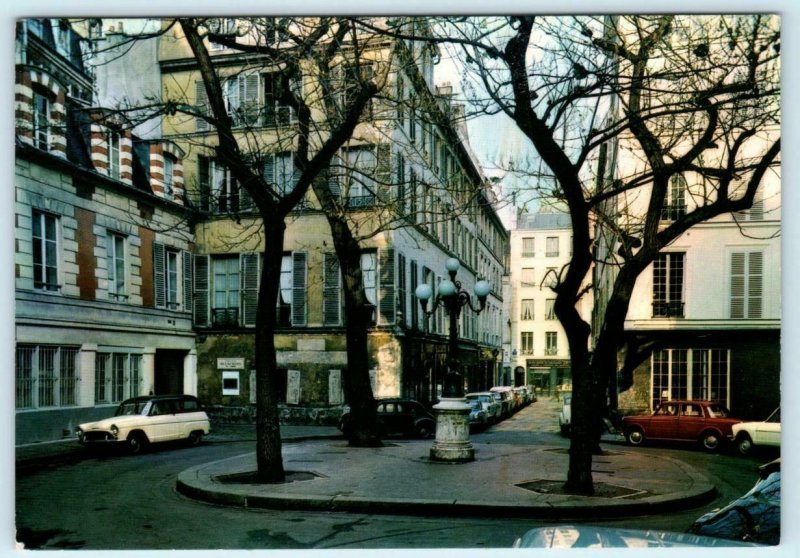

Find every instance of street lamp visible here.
[415,258,490,462]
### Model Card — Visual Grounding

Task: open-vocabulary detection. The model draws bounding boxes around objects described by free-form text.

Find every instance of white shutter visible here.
[747,252,763,318]
[182,250,193,314]
[153,242,166,309]
[195,80,210,131]
[291,252,307,326]
[323,252,341,326]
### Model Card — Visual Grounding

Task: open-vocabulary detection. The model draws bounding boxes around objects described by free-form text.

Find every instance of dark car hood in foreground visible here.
[513,525,760,548]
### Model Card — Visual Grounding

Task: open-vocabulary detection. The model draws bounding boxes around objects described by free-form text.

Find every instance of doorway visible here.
[154,349,187,394]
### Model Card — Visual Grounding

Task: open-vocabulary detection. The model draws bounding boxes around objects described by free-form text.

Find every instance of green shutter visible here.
[240,252,260,327]
[182,250,193,314]
[292,252,307,326]
[323,252,341,326]
[378,248,395,325]
[194,254,210,326]
[153,242,166,309]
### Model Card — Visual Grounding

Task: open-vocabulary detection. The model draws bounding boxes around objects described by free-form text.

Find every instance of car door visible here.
[677,402,706,441]
[648,403,679,439]
[147,399,177,441]
[755,408,781,446]
[378,403,399,435]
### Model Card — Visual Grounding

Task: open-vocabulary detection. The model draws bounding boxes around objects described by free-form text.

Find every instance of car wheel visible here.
[737,433,753,456]
[416,422,434,439]
[700,431,721,451]
[626,427,645,446]
[127,432,148,454]
[188,430,203,446]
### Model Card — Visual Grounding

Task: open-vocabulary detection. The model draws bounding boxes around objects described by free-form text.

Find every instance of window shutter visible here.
[748,252,763,318]
[153,242,166,309]
[730,252,745,319]
[291,252,307,326]
[240,252,260,327]
[323,252,341,326]
[396,253,406,327]
[263,155,277,192]
[182,250,193,314]
[378,248,395,325]
[376,144,392,201]
[194,254,210,326]
[195,81,210,131]
[198,156,210,211]
[241,73,261,126]
[328,158,341,199]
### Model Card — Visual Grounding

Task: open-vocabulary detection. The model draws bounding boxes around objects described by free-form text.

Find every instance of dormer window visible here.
[107,131,121,179]
[33,89,51,150]
[163,154,175,199]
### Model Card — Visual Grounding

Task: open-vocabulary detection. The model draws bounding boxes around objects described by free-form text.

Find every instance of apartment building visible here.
[152,18,507,418]
[507,211,591,394]
[14,19,197,443]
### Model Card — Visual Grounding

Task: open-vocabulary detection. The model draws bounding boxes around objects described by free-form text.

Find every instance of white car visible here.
[732,407,780,456]
[466,392,502,423]
[77,395,211,454]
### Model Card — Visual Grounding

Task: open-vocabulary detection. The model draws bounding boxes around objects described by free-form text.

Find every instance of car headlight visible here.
[110,424,119,438]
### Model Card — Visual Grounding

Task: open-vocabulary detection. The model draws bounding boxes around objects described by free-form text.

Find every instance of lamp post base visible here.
[429,398,474,462]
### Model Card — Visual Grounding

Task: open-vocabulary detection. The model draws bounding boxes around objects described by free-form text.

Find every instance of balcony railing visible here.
[545,347,558,356]
[212,307,239,328]
[347,194,376,209]
[652,301,685,318]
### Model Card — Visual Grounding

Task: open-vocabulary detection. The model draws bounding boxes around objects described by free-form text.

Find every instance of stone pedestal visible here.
[429,398,474,462]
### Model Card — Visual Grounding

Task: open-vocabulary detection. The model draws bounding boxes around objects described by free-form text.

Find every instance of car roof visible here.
[121,394,198,403]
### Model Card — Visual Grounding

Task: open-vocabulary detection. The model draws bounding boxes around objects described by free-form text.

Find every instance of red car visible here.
[622,400,741,451]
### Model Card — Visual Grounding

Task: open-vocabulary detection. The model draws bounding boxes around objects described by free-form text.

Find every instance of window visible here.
[662,175,687,221]
[652,348,729,408]
[546,267,558,288]
[545,332,558,355]
[224,73,261,127]
[736,188,765,222]
[16,345,79,409]
[263,152,298,197]
[212,256,240,327]
[206,18,237,50]
[362,251,377,324]
[276,253,307,327]
[199,157,249,213]
[521,267,535,287]
[95,351,142,404]
[652,252,685,317]
[546,237,559,257]
[730,251,763,319]
[341,62,374,120]
[337,146,391,208]
[107,232,127,301]
[166,250,179,309]
[107,131,121,180]
[520,299,534,321]
[263,72,299,127]
[520,332,534,355]
[545,298,556,320]
[163,155,174,199]
[32,210,59,291]
[33,89,52,150]
[521,237,535,257]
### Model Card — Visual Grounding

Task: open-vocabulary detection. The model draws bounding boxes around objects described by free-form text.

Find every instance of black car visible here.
[339,398,435,439]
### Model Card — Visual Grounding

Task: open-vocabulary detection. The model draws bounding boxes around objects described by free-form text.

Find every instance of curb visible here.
[175,457,718,520]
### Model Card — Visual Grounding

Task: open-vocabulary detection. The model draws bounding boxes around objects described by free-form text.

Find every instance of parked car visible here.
[732,407,780,456]
[339,398,435,439]
[466,392,502,423]
[76,394,210,454]
[490,387,515,417]
[513,387,529,407]
[621,400,741,451]
[466,399,489,426]
[689,461,780,545]
[513,525,759,548]
[558,395,572,436]
[525,385,538,403]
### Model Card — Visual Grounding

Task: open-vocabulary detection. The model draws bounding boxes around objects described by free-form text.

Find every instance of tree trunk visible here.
[254,220,287,482]
[327,216,382,447]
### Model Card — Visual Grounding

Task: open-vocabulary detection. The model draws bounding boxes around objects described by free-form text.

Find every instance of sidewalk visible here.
[176,403,718,520]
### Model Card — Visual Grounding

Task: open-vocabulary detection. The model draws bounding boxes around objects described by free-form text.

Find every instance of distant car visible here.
[466,400,489,426]
[732,407,780,456]
[689,463,780,545]
[513,525,760,548]
[490,387,515,417]
[621,400,741,451]
[466,392,502,423]
[76,394,210,454]
[513,387,529,407]
[339,398,435,439]
[559,395,572,436]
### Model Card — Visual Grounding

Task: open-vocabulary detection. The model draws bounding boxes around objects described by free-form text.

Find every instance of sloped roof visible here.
[517,212,571,231]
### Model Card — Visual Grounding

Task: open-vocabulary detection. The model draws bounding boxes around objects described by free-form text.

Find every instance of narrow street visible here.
[15,398,770,550]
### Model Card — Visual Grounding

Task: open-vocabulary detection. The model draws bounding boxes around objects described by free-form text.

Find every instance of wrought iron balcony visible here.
[346,194,376,209]
[212,307,239,328]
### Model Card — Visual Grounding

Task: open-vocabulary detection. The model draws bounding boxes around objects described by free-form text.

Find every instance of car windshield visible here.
[706,404,731,418]
[468,401,481,410]
[114,400,149,416]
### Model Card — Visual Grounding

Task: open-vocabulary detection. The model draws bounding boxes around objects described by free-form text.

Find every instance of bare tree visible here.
[409,14,780,494]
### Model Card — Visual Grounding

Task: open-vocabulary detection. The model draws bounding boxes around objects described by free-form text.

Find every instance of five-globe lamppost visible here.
[415,257,491,462]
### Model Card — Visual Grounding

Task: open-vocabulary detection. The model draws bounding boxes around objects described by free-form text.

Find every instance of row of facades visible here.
[15,19,780,444]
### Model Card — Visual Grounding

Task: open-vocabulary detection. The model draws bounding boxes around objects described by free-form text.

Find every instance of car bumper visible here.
[77,431,119,445]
